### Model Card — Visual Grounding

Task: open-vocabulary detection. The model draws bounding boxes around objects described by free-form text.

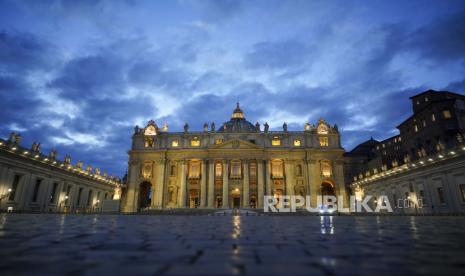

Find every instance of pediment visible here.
[210,139,262,150]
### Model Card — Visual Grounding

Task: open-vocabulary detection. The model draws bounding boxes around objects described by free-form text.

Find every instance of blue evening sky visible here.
[1,0,465,176]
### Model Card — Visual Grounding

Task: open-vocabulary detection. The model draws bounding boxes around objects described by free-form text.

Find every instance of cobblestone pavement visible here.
[0,214,464,276]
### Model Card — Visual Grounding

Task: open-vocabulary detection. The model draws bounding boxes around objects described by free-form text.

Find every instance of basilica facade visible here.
[122,104,347,212]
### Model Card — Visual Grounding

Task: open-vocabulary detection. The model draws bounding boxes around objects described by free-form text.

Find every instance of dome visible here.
[218,103,256,133]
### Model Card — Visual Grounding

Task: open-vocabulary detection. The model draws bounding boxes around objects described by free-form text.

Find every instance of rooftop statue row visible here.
[1,132,121,184]
[133,103,339,136]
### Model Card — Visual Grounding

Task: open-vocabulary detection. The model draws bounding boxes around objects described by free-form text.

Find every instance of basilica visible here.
[122,103,347,212]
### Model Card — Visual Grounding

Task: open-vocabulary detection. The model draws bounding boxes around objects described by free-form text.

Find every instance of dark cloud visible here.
[128,61,186,90]
[50,55,125,100]
[445,78,465,93]
[405,9,465,62]
[0,30,56,74]
[245,39,315,70]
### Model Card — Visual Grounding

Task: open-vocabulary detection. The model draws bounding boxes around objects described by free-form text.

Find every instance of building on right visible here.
[345,90,465,214]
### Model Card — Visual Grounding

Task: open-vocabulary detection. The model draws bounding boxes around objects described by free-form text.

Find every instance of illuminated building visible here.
[123,103,347,211]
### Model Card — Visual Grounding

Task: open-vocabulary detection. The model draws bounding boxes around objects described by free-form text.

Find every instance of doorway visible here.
[233,197,241,209]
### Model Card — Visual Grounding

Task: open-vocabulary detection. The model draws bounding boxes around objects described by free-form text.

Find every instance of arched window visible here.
[320,181,335,196]
[190,137,200,147]
[271,159,284,178]
[145,137,154,147]
[271,136,281,146]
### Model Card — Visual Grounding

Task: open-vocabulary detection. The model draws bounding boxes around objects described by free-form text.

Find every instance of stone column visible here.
[265,159,271,196]
[222,160,229,208]
[284,160,294,196]
[306,159,318,208]
[200,159,207,207]
[207,160,215,208]
[124,160,139,212]
[242,160,249,208]
[334,160,348,209]
[179,160,187,208]
[17,172,32,210]
[154,159,165,209]
[257,160,264,208]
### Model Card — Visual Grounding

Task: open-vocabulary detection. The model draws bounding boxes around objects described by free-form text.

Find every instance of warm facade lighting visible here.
[271,137,281,146]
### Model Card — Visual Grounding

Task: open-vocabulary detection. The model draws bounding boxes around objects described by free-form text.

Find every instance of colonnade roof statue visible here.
[133,103,340,137]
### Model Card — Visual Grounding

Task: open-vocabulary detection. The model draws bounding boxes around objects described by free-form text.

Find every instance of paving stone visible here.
[0,214,465,275]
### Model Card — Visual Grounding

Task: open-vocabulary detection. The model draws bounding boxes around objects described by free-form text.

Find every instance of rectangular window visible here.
[414,125,418,132]
[188,161,201,178]
[443,110,452,119]
[422,120,426,127]
[104,193,108,200]
[460,184,465,202]
[32,179,42,202]
[271,137,281,146]
[249,162,257,179]
[50,182,59,204]
[230,160,242,178]
[171,139,179,147]
[293,139,301,146]
[437,187,445,204]
[432,113,436,122]
[77,188,83,205]
[9,175,21,201]
[319,137,329,147]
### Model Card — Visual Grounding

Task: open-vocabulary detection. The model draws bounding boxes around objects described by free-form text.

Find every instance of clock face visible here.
[144,125,157,136]
[317,124,328,134]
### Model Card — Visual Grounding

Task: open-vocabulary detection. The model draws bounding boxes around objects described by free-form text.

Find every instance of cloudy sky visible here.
[1,0,465,176]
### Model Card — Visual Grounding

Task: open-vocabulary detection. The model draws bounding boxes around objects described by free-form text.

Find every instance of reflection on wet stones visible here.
[0,214,464,275]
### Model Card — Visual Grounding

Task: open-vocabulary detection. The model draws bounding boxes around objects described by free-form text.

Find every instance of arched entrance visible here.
[249,195,257,209]
[320,181,336,196]
[274,189,283,208]
[139,181,152,210]
[231,188,241,209]
[189,189,199,208]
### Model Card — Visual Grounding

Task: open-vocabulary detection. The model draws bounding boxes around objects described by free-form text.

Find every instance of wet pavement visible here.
[0,214,464,275]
